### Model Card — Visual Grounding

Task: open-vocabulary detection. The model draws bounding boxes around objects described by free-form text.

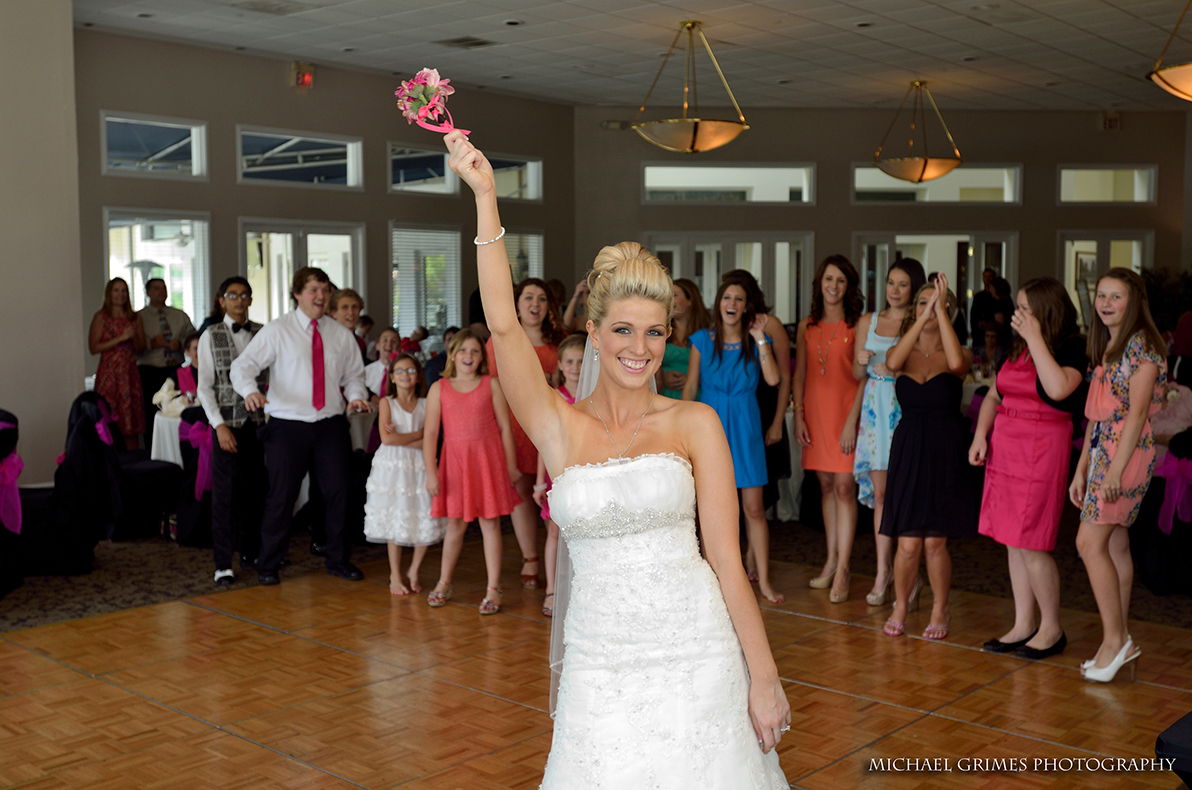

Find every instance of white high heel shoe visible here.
[1082,635,1132,670]
[1081,638,1139,683]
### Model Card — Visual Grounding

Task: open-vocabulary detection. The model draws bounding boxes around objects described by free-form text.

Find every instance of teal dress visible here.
[691,329,768,489]
[853,316,901,508]
[661,342,692,399]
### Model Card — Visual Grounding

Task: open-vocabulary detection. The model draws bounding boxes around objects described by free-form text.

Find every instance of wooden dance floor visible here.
[2,534,1188,790]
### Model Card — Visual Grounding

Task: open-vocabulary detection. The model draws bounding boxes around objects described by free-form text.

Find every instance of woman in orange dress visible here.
[793,255,865,604]
[485,277,566,589]
[89,278,146,450]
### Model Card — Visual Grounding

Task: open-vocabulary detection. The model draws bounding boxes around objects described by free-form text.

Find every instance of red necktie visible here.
[311,319,325,410]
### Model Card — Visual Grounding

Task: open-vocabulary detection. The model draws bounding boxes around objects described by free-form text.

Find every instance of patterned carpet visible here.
[2,506,1190,633]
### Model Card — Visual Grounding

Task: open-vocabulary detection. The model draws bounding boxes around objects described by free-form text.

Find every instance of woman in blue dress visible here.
[684,280,783,602]
[852,258,925,606]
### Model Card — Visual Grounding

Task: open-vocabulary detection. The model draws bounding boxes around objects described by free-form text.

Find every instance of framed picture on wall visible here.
[1075,251,1098,327]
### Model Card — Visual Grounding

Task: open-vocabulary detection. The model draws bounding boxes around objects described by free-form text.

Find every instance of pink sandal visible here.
[923,622,949,640]
[883,618,905,637]
[479,587,503,615]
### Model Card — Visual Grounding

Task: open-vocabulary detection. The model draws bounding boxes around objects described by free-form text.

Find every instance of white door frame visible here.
[238,217,367,310]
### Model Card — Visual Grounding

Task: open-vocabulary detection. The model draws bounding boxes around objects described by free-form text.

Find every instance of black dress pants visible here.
[259,415,351,574]
[210,421,266,570]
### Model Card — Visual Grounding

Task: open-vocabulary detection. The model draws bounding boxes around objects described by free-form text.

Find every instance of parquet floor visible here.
[1,535,1189,789]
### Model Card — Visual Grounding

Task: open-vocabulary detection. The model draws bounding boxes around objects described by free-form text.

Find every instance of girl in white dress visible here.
[445,132,790,788]
[363,353,445,595]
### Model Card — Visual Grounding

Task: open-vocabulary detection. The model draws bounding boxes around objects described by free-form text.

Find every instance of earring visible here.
[594,350,600,362]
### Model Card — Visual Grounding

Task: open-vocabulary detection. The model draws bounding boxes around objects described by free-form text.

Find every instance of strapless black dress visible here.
[879,374,979,539]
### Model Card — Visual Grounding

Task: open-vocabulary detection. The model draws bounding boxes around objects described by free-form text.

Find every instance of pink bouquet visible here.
[395,68,469,135]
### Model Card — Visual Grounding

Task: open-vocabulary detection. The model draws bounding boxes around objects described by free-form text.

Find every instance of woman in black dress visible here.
[880,274,976,640]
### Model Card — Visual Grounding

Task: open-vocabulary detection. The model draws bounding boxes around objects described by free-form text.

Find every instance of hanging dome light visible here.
[631,21,748,154]
[1148,0,1192,101]
[873,81,961,183]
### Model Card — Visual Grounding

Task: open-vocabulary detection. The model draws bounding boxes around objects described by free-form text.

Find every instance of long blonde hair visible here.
[585,242,674,328]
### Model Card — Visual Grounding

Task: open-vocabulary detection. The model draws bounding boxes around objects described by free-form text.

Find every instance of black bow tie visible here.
[231,322,247,333]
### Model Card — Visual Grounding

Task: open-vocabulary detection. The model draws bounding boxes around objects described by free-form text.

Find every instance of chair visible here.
[174,406,212,547]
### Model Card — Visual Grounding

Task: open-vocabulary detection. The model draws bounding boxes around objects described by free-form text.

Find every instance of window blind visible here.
[390,225,461,338]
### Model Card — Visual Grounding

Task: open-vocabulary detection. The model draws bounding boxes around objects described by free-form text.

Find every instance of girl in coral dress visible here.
[793,255,865,604]
[89,278,146,450]
[424,329,521,614]
[485,278,565,591]
[1070,268,1167,682]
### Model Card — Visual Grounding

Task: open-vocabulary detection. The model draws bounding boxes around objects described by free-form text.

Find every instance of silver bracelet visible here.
[533,483,548,491]
[474,226,506,246]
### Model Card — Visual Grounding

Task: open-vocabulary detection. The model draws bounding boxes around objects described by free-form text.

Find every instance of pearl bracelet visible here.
[474,226,506,246]
[533,483,548,491]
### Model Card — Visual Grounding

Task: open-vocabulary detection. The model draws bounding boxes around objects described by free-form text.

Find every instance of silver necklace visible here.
[591,390,656,458]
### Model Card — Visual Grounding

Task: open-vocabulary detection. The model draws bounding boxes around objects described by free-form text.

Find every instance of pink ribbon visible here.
[95,399,117,446]
[415,104,470,136]
[1154,454,1192,536]
[0,452,22,535]
[179,420,213,500]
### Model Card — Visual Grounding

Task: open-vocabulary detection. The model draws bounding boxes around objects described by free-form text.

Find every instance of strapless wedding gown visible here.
[541,453,788,789]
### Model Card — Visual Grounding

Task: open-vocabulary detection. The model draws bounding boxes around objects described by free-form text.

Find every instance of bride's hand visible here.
[444,130,495,198]
[748,674,791,754]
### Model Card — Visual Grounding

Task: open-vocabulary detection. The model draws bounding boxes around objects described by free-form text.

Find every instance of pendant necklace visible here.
[591,390,656,458]
[818,321,842,376]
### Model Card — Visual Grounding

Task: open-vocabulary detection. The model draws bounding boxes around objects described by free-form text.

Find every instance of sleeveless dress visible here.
[853,317,900,508]
[690,329,768,489]
[487,337,559,475]
[539,385,576,522]
[364,397,445,546]
[879,375,978,539]
[430,376,521,521]
[542,453,788,789]
[802,320,859,473]
[979,352,1074,551]
[1082,331,1167,527]
[661,342,691,399]
[94,312,145,437]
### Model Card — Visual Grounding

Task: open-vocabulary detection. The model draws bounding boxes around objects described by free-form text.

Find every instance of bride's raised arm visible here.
[445,131,568,465]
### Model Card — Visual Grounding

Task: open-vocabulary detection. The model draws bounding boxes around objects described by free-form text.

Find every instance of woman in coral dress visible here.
[1070,268,1167,682]
[89,277,146,449]
[793,255,865,603]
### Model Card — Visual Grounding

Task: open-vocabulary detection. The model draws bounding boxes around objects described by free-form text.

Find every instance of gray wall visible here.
[572,105,1186,283]
[1,1,84,484]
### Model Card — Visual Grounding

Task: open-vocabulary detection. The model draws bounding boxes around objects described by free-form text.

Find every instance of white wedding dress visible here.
[541,452,789,789]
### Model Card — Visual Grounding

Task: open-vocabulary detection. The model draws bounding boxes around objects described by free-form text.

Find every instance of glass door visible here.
[1059,231,1152,329]
[241,219,365,324]
[854,233,894,314]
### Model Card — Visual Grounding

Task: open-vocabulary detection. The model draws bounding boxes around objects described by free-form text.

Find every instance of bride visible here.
[445,131,790,788]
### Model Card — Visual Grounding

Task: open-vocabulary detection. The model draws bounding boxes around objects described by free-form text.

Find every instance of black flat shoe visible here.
[326,561,364,581]
[1016,632,1067,661]
[983,629,1038,653]
[258,571,281,586]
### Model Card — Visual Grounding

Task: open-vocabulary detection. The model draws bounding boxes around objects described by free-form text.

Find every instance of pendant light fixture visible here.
[1148,0,1192,101]
[631,21,748,154]
[873,81,961,183]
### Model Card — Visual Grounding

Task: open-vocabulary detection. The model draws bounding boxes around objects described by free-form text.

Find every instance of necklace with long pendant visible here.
[818,321,842,376]
[591,390,656,458]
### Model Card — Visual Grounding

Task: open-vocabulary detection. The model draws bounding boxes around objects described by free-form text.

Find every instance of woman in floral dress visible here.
[89,278,146,449]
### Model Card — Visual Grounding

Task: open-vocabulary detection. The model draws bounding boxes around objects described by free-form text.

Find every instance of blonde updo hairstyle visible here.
[585,242,675,329]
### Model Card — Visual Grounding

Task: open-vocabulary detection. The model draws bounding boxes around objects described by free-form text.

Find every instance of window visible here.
[390,144,457,194]
[241,219,365,324]
[643,164,814,204]
[489,154,542,200]
[852,165,1020,203]
[391,225,460,341]
[1059,166,1156,204]
[105,209,210,323]
[237,125,362,189]
[506,232,544,283]
[101,111,207,180]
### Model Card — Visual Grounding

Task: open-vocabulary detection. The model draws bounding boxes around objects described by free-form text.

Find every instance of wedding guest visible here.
[562,278,590,333]
[970,267,998,343]
[90,277,146,450]
[973,326,1010,372]
[656,278,710,399]
[357,314,375,361]
[423,326,459,387]
[970,277,1085,660]
[402,326,428,355]
[930,271,969,345]
[365,328,402,402]
[990,277,1015,329]
[794,256,866,604]
[852,258,925,606]
[196,292,225,335]
[176,332,201,399]
[137,277,196,434]
[330,288,367,359]
[881,275,976,640]
[231,266,371,586]
[197,276,267,585]
[1070,268,1167,681]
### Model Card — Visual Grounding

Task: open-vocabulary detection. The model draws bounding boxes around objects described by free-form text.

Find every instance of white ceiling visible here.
[72,0,1192,111]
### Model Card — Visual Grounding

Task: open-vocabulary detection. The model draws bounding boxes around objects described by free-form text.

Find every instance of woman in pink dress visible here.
[89,278,146,449]
[970,277,1086,661]
[1069,268,1167,682]
[485,277,565,590]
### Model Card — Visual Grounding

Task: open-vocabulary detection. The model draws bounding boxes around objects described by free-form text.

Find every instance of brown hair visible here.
[1086,267,1166,366]
[329,288,363,312]
[710,280,760,370]
[514,278,568,346]
[386,352,426,398]
[900,284,959,337]
[1008,277,1080,362]
[809,255,864,327]
[586,242,674,329]
[441,328,489,379]
[552,333,587,387]
[671,278,711,340]
[102,277,133,318]
[886,258,927,309]
[290,266,329,304]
